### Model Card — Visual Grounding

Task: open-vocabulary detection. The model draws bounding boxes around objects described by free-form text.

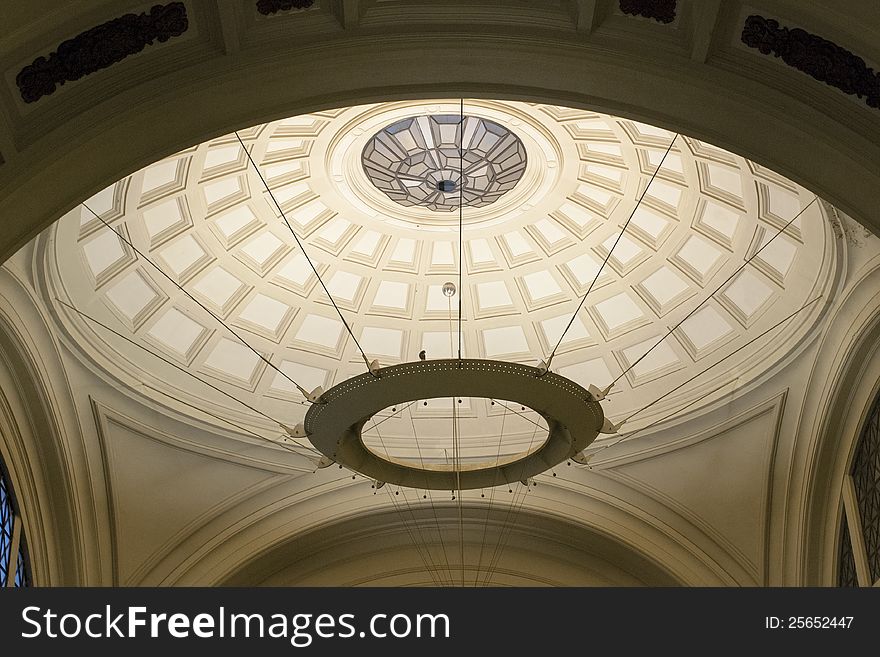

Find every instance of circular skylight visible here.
[44,99,840,460]
[361,114,527,212]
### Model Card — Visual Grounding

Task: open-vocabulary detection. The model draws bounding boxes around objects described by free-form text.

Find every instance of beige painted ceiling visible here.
[44,99,838,465]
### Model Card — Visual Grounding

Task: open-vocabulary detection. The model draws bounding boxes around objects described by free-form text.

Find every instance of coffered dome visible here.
[44,99,839,464]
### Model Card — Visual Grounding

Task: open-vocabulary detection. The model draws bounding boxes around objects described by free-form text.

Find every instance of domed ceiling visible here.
[44,100,838,466]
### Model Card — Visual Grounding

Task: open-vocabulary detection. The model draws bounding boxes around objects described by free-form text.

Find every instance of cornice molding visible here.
[155,469,733,586]
[0,27,877,262]
[222,506,678,586]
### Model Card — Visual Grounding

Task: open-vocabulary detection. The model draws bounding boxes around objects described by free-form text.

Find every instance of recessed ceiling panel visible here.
[48,98,836,447]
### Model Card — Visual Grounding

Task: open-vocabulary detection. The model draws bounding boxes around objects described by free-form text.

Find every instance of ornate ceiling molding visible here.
[741,15,880,110]
[15,2,188,104]
[256,0,316,16]
[0,268,103,585]
[218,506,684,586]
[619,0,676,25]
[794,256,880,584]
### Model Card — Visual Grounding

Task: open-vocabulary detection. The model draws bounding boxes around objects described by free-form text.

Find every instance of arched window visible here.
[0,460,30,587]
[838,391,880,586]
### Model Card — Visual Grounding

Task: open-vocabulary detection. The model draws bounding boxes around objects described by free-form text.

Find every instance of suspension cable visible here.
[587,379,739,465]
[610,196,819,386]
[453,393,464,586]
[406,403,456,585]
[474,400,508,586]
[235,132,377,376]
[543,132,679,370]
[618,295,821,428]
[489,399,545,431]
[458,98,464,361]
[82,203,314,401]
[365,418,447,586]
[55,298,321,458]
[478,418,540,586]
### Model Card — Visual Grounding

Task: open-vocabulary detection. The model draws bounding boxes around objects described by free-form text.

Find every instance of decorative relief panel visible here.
[742,15,880,110]
[256,0,316,16]
[619,0,676,24]
[16,2,188,103]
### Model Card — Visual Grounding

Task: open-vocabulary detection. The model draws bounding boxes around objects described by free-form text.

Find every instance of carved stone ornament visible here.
[256,0,315,16]
[15,3,188,104]
[619,0,676,24]
[742,15,880,110]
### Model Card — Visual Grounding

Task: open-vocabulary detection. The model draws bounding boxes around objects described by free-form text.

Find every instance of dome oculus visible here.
[361,114,527,212]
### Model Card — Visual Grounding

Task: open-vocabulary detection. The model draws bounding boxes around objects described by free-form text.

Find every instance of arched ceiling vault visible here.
[0,0,878,267]
[43,99,838,463]
[0,0,878,587]
[216,507,684,587]
[22,97,843,588]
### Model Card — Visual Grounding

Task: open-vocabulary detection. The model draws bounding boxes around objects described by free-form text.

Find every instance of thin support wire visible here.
[406,404,456,585]
[364,418,447,586]
[55,298,320,458]
[82,203,315,401]
[619,295,821,427]
[478,420,540,587]
[458,97,464,362]
[544,132,679,370]
[610,196,819,386]
[453,394,464,586]
[235,132,377,377]
[368,401,418,432]
[588,379,739,464]
[474,401,508,586]
[489,399,545,431]
[584,296,824,465]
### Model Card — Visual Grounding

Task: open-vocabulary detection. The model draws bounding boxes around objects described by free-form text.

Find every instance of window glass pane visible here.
[1,464,29,587]
[0,472,12,585]
[851,394,880,582]
[362,114,527,212]
[838,513,858,587]
[15,546,28,587]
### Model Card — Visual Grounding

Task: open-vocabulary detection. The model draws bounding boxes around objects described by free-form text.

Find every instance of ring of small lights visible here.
[304,359,604,490]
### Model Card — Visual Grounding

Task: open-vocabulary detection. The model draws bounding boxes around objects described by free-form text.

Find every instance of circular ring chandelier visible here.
[303,359,604,490]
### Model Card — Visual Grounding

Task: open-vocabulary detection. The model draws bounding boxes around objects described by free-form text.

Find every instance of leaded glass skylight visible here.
[361,115,527,212]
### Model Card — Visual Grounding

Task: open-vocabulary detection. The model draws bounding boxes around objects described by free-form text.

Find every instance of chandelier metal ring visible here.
[303,359,605,490]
